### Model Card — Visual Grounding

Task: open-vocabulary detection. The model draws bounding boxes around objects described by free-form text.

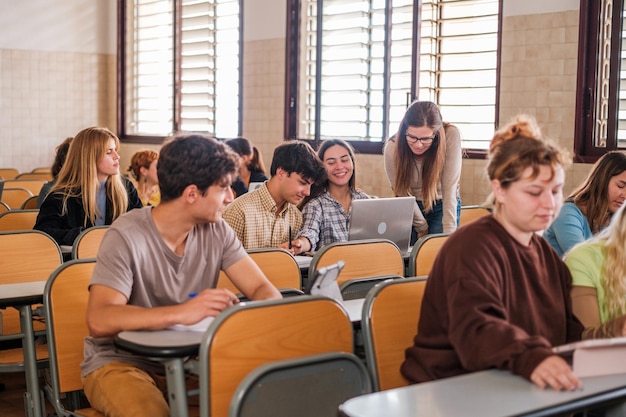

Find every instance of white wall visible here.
[0,0,115,54]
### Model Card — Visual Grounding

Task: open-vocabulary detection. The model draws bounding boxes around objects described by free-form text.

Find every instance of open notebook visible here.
[348,197,414,255]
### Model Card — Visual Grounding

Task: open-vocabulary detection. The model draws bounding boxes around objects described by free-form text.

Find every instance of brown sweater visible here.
[401,216,583,383]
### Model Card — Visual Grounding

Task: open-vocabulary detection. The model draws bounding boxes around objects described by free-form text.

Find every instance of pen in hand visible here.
[289,226,293,249]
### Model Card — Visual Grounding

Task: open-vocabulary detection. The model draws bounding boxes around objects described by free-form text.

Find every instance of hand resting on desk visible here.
[181,288,239,325]
[530,355,582,391]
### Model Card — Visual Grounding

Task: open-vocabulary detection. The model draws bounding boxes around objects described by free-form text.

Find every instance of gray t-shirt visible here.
[81,206,246,377]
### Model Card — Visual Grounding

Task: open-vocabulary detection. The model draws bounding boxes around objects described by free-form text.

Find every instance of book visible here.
[553,337,626,378]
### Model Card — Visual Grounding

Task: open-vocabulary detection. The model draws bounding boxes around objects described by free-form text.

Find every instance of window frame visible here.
[285,0,502,157]
[575,0,625,162]
[116,0,244,144]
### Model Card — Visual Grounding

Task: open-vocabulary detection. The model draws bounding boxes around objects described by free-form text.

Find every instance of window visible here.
[119,0,242,141]
[575,0,626,161]
[286,0,501,153]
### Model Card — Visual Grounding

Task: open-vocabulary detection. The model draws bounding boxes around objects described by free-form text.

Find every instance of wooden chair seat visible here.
[408,233,449,277]
[1,187,33,209]
[72,226,109,259]
[362,276,427,391]
[199,296,354,417]
[459,205,491,228]
[0,344,49,366]
[44,260,102,417]
[2,180,46,196]
[0,209,39,232]
[217,248,302,294]
[308,239,405,287]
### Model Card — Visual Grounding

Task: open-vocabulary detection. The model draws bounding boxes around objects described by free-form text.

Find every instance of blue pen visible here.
[188,293,198,298]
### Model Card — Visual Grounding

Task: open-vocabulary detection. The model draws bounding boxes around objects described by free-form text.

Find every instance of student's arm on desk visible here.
[86,284,239,338]
[223,256,282,301]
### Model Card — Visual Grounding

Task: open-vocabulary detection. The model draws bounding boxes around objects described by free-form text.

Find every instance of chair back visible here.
[31,167,52,174]
[0,201,10,214]
[2,179,46,196]
[20,195,39,209]
[217,248,302,294]
[2,187,33,209]
[362,276,427,391]
[0,168,19,180]
[308,239,404,287]
[459,205,491,228]
[230,352,371,417]
[0,230,63,285]
[199,296,353,417]
[16,172,54,181]
[43,259,103,416]
[408,233,449,277]
[72,226,109,259]
[339,275,404,301]
[0,230,62,370]
[0,209,39,232]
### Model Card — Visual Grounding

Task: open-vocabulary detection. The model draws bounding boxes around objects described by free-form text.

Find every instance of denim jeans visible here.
[410,198,461,244]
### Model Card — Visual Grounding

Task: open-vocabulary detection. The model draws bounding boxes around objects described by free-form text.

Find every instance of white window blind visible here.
[124,0,240,138]
[419,0,499,150]
[125,0,174,136]
[300,0,499,149]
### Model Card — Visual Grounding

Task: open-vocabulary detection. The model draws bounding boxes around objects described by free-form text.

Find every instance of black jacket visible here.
[34,177,142,246]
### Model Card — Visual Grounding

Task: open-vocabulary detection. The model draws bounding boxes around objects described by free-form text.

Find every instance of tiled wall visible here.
[3,8,595,204]
[0,49,116,173]
[458,9,594,205]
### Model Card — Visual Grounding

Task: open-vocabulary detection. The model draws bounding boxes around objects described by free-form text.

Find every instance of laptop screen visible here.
[348,197,414,254]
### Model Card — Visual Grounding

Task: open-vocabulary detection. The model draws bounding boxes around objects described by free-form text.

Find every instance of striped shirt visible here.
[223,183,302,249]
[298,190,370,251]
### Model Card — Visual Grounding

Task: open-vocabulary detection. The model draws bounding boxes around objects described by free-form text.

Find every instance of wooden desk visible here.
[114,329,204,417]
[339,369,626,417]
[0,281,47,417]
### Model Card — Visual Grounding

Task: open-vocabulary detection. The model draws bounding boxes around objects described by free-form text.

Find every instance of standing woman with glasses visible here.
[34,127,143,246]
[384,101,462,239]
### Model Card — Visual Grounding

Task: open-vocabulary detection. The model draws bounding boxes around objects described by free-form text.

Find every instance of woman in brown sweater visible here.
[401,115,583,391]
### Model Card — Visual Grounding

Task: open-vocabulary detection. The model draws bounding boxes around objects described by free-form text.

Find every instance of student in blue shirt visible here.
[543,151,626,257]
[287,139,369,254]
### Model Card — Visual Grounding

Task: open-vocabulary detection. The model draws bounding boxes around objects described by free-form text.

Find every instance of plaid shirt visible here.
[297,190,370,251]
[223,183,302,249]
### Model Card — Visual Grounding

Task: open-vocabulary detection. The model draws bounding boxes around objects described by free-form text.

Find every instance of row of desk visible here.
[1,281,47,417]
[114,295,626,417]
[5,266,626,417]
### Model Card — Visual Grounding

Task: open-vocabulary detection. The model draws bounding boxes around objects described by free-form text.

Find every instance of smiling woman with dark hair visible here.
[289,139,370,254]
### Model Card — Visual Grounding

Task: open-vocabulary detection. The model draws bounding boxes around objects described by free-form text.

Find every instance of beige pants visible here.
[82,361,170,417]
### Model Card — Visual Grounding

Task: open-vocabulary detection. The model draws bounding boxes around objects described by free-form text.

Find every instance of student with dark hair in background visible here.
[225,138,268,197]
[223,140,325,249]
[37,136,73,207]
[81,133,281,417]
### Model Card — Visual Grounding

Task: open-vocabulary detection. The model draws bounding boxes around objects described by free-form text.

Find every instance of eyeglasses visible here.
[405,132,436,145]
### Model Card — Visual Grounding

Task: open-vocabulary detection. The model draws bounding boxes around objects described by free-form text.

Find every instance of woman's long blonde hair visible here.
[585,203,626,320]
[51,127,128,226]
[386,101,447,212]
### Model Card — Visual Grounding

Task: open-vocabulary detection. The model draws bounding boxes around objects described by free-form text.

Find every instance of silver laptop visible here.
[348,197,414,255]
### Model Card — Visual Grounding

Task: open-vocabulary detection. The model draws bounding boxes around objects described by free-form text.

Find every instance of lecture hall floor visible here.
[1,371,55,417]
